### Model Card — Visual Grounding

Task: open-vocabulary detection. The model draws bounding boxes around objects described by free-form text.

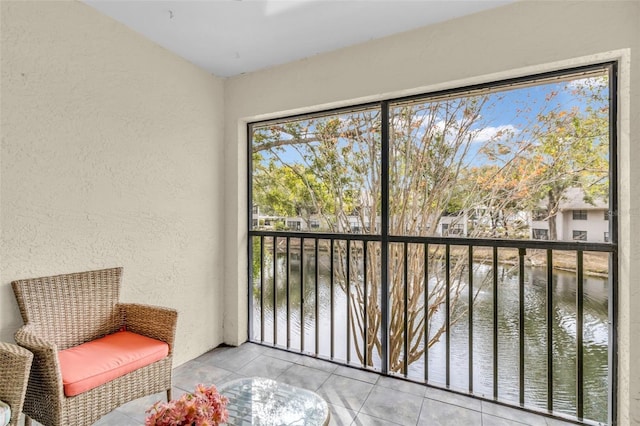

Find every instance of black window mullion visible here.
[607,61,618,426]
[380,100,390,375]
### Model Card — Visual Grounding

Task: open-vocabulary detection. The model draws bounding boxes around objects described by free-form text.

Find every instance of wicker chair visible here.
[12,267,178,426]
[0,342,33,426]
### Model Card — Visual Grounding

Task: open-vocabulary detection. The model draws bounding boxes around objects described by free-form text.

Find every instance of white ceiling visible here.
[84,0,514,78]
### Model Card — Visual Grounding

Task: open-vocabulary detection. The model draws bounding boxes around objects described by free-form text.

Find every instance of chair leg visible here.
[24,415,32,426]
[166,388,172,402]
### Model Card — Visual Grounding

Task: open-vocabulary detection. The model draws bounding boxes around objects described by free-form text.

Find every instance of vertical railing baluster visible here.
[260,236,265,343]
[286,237,291,349]
[363,241,369,368]
[403,242,409,376]
[493,246,499,399]
[519,248,526,406]
[273,237,278,346]
[249,236,254,341]
[330,239,335,360]
[300,237,305,352]
[577,250,584,420]
[547,249,554,412]
[315,238,320,356]
[468,245,474,393]
[346,239,351,364]
[424,242,429,383]
[446,244,451,387]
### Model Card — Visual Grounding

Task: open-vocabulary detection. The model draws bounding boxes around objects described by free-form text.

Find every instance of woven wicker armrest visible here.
[14,326,59,356]
[0,342,33,426]
[118,303,177,354]
[13,326,65,403]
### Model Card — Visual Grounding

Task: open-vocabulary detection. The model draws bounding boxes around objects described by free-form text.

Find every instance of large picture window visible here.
[248,63,616,424]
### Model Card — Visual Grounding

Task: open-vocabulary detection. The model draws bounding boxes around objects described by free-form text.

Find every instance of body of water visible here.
[252,248,609,424]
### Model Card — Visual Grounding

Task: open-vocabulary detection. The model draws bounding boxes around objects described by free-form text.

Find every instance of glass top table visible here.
[218,377,329,426]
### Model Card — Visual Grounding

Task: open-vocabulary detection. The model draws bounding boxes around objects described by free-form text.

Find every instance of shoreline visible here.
[269,239,610,279]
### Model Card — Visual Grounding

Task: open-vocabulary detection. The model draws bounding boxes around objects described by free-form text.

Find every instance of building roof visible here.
[557,187,608,211]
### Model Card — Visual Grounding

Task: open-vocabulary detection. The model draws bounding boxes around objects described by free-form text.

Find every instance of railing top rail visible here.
[249,230,615,252]
[250,230,381,242]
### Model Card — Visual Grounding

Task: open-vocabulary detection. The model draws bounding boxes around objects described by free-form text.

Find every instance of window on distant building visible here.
[449,224,464,235]
[310,220,320,229]
[604,231,610,242]
[573,230,587,241]
[573,210,588,220]
[287,221,301,231]
[604,210,610,220]
[532,229,549,240]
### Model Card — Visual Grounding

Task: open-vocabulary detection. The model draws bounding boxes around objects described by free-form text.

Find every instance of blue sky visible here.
[253,74,608,170]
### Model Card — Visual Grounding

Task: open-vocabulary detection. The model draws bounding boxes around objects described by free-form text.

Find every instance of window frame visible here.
[246,61,619,424]
[532,228,549,240]
[573,230,588,241]
[573,210,588,220]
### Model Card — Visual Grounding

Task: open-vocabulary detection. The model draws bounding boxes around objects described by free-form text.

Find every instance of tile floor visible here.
[32,342,578,425]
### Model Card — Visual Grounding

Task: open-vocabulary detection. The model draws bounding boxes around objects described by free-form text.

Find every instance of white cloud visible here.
[568,76,608,90]
[391,118,519,147]
[431,119,446,133]
[471,124,518,143]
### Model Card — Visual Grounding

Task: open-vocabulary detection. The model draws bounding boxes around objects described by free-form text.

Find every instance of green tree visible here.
[253,159,331,228]
[533,89,608,240]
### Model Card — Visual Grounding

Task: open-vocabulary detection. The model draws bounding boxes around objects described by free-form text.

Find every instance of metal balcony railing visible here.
[249,230,616,425]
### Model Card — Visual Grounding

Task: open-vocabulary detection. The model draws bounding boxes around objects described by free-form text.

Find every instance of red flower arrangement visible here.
[145,384,229,426]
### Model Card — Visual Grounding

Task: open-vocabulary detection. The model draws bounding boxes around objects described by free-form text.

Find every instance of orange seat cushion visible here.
[58,331,169,397]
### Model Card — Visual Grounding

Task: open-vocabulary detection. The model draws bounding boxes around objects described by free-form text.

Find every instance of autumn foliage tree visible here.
[477,77,609,239]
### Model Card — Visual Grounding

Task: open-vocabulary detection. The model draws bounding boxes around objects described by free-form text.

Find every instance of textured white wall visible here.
[0,1,225,366]
[224,1,639,424]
